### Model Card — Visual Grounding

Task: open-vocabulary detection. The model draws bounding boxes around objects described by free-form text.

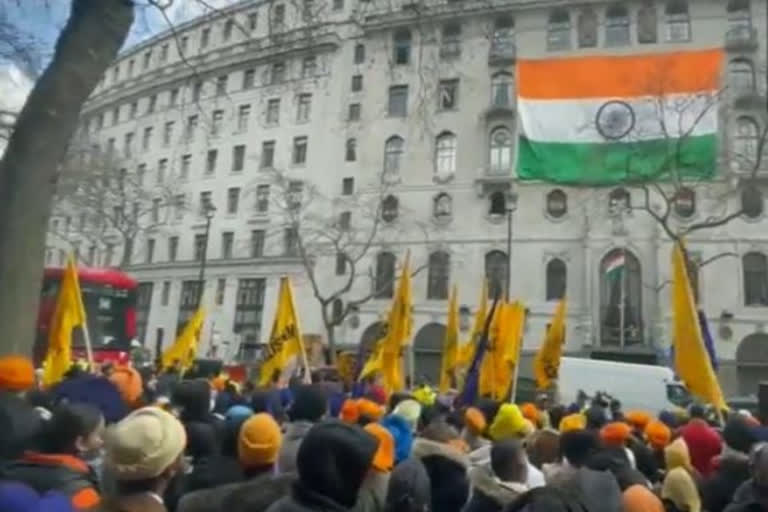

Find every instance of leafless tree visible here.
[257,167,429,361]
[0,1,134,356]
[51,145,185,268]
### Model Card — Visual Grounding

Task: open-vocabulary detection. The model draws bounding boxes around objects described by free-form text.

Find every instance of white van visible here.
[557,357,691,414]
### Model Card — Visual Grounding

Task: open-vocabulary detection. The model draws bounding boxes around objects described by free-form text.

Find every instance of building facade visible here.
[47,0,768,395]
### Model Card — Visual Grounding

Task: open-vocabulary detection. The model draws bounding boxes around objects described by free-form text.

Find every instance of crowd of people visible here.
[0,353,767,512]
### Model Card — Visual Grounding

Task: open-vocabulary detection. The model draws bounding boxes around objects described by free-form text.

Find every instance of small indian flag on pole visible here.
[605,253,625,281]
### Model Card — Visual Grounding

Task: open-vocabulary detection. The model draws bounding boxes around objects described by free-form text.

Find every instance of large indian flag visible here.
[517,49,724,184]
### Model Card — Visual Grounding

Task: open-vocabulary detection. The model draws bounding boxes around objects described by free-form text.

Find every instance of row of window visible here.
[136,277,267,348]
[87,56,321,133]
[544,0,750,52]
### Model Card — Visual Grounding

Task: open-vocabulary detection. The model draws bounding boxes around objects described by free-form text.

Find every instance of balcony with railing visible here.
[726,25,758,52]
[489,30,516,65]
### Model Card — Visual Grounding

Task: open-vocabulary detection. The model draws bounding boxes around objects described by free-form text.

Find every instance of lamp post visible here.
[505,189,519,301]
[198,202,216,304]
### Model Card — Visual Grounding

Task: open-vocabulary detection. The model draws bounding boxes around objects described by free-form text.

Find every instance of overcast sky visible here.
[1,1,240,115]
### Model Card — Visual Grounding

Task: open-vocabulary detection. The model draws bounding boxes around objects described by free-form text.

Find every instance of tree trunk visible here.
[0,0,134,356]
[325,321,337,365]
[119,236,134,269]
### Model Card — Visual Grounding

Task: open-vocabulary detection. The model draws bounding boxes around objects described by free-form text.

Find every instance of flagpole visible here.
[619,246,626,349]
[82,322,95,371]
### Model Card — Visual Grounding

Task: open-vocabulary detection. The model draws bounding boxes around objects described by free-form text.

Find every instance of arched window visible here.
[381,194,399,222]
[742,187,763,219]
[489,127,513,174]
[727,0,751,30]
[547,8,571,50]
[665,1,690,42]
[375,252,396,298]
[735,117,759,164]
[546,189,568,218]
[491,72,513,107]
[729,59,755,93]
[605,3,630,46]
[345,138,357,161]
[485,250,508,299]
[384,136,404,176]
[433,192,452,219]
[673,187,696,218]
[393,29,411,65]
[489,190,507,215]
[638,0,658,43]
[609,187,631,211]
[427,251,450,300]
[743,252,768,306]
[435,132,457,175]
[546,258,567,301]
[577,7,598,48]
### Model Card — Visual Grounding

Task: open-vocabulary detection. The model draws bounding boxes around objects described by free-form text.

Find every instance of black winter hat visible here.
[723,416,760,454]
[296,420,378,508]
[386,457,432,512]
[288,384,327,422]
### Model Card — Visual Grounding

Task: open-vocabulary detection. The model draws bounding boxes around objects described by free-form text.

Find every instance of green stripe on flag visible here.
[517,134,717,185]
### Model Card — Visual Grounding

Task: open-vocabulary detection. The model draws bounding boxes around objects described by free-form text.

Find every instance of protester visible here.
[462,407,489,452]
[680,405,723,477]
[662,438,701,512]
[358,423,395,512]
[701,417,760,512]
[267,420,378,512]
[546,429,622,512]
[177,413,283,512]
[464,439,529,512]
[0,403,104,510]
[384,457,431,512]
[101,407,187,512]
[0,355,36,395]
[725,442,768,512]
[412,421,470,512]
[381,412,414,465]
[277,384,328,474]
[392,399,422,433]
[108,365,144,409]
[340,399,360,424]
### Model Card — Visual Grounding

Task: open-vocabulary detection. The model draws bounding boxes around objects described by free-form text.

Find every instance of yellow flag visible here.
[533,298,567,390]
[439,286,459,392]
[162,304,205,372]
[360,253,412,393]
[457,280,488,368]
[478,301,526,400]
[43,256,87,387]
[259,276,306,387]
[671,243,727,410]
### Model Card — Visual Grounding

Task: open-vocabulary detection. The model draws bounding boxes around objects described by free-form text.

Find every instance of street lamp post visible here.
[198,203,216,304]
[505,189,519,301]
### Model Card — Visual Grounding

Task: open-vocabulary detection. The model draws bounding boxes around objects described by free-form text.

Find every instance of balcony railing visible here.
[489,36,516,65]
[726,25,758,51]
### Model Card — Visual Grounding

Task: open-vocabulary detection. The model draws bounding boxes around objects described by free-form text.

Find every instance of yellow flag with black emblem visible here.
[533,298,567,390]
[259,276,308,386]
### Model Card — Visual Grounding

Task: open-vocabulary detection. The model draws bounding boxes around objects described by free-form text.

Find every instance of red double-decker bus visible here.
[35,267,138,366]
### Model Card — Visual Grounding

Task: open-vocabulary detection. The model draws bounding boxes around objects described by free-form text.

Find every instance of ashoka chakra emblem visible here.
[596,100,635,140]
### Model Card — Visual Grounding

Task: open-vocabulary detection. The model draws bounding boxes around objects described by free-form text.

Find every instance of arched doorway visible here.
[600,248,643,347]
[359,321,386,355]
[736,333,768,394]
[413,323,446,386]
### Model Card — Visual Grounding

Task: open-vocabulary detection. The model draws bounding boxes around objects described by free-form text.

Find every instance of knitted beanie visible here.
[238,413,282,468]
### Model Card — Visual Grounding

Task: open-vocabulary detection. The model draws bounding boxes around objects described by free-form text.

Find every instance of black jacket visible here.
[462,466,528,512]
[723,479,766,512]
[411,438,470,512]
[269,421,377,512]
[702,453,752,512]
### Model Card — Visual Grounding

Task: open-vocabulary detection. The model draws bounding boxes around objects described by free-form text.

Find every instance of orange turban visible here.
[644,420,672,450]
[626,410,652,431]
[465,407,487,436]
[357,398,384,421]
[600,421,632,447]
[109,365,144,407]
[211,375,228,392]
[339,399,359,424]
[0,355,35,392]
[365,423,394,471]
[521,403,541,425]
